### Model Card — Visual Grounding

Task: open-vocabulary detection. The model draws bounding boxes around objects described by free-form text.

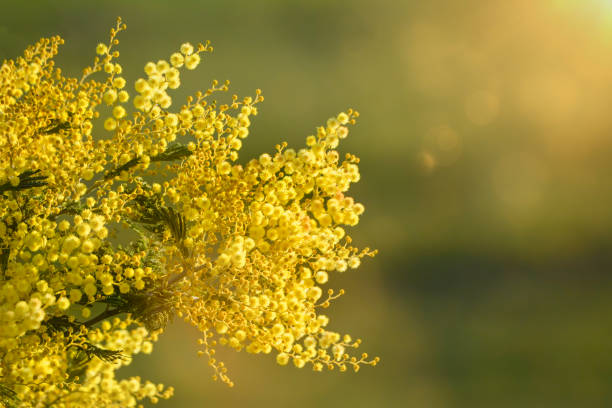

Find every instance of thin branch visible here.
[82,307,124,327]
[167,263,207,286]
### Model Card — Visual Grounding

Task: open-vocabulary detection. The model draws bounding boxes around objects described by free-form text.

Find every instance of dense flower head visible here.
[0,17,377,406]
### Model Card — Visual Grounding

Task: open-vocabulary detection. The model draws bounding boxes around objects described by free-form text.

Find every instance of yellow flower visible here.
[170,52,184,67]
[0,17,376,407]
[180,42,194,55]
[112,76,126,89]
[113,105,126,119]
[96,43,108,55]
[104,117,117,131]
[185,53,200,70]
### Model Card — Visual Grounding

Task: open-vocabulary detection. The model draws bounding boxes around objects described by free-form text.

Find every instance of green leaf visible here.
[150,143,192,162]
[0,170,47,194]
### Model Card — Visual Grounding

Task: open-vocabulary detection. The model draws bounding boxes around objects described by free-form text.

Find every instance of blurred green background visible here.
[3,0,612,406]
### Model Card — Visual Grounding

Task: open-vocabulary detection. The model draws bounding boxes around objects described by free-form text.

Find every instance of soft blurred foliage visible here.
[3,0,612,406]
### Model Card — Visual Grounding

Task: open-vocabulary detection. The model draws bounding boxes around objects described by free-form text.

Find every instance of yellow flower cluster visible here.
[0,17,376,406]
[169,109,379,385]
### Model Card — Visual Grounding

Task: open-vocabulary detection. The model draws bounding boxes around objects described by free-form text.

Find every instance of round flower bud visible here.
[215,322,228,334]
[156,60,170,73]
[69,289,82,302]
[180,42,194,55]
[76,223,91,237]
[135,78,149,93]
[218,161,231,175]
[348,256,361,269]
[57,297,70,310]
[81,239,94,254]
[104,117,117,131]
[133,95,146,110]
[82,168,94,180]
[165,113,179,127]
[315,271,328,284]
[112,105,126,119]
[118,90,129,102]
[112,77,126,89]
[84,283,97,297]
[170,53,184,67]
[293,357,306,368]
[144,62,157,76]
[185,54,201,70]
[276,353,290,366]
[96,43,108,55]
[62,235,81,254]
[103,89,117,105]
